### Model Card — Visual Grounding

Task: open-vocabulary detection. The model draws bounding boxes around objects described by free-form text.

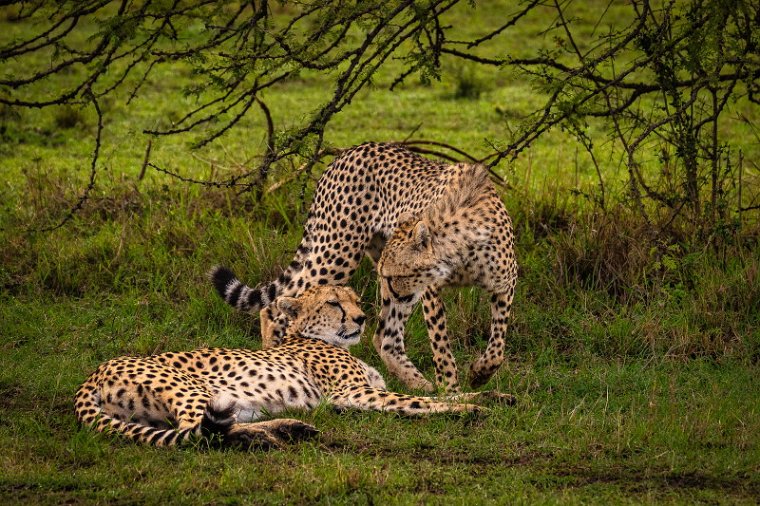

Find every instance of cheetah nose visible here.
[354,315,366,326]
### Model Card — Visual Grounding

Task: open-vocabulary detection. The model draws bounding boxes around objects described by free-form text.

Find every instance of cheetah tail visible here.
[73,383,199,447]
[208,265,280,313]
[199,399,236,435]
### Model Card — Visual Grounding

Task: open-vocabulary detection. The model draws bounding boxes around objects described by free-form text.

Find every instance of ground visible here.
[1,1,759,504]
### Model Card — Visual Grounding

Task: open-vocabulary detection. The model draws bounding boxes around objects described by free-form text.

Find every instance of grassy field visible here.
[2,2,759,504]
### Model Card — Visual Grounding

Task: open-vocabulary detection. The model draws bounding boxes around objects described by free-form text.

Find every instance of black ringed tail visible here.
[209,266,278,313]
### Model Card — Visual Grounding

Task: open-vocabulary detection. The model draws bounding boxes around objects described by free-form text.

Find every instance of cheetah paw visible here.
[468,360,498,389]
[479,390,517,406]
[403,376,435,393]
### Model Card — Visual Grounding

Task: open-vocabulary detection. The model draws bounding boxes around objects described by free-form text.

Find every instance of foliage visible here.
[2,2,760,502]
[1,0,758,236]
[511,0,760,236]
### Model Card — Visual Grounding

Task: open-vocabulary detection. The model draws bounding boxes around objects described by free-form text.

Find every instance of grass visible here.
[2,1,760,504]
[3,301,758,504]
[3,289,758,504]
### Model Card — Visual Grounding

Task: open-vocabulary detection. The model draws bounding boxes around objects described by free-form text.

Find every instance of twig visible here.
[266,149,335,193]
[138,139,153,181]
[147,162,250,188]
[399,139,478,162]
[255,95,276,192]
[39,90,103,232]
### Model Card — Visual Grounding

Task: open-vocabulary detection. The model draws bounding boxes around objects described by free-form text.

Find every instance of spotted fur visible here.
[378,163,517,391]
[211,143,517,392]
[75,286,492,449]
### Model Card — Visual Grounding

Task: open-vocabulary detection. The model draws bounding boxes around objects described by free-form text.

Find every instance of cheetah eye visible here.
[326,300,340,307]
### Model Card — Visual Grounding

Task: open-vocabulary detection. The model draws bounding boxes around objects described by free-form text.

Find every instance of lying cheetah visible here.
[75,286,502,449]
[212,142,516,393]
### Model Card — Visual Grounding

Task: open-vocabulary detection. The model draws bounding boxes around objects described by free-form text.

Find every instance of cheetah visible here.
[378,164,517,390]
[211,142,517,393]
[75,285,502,449]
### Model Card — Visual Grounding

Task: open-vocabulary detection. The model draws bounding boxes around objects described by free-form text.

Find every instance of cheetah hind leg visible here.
[259,307,278,349]
[225,419,320,450]
[257,419,320,442]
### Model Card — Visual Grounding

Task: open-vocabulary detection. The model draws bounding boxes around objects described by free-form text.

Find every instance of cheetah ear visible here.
[275,297,302,319]
[414,221,430,249]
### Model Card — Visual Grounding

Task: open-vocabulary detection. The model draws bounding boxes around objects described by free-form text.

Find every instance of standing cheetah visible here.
[75,285,502,449]
[212,143,517,393]
[378,164,517,390]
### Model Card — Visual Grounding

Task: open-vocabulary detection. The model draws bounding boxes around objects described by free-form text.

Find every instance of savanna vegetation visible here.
[1,1,759,503]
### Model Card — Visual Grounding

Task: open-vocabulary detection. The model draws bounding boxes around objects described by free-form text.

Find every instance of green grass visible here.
[2,1,760,504]
[2,296,758,504]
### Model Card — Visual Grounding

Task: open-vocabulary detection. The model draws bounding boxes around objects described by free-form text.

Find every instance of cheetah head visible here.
[378,218,450,306]
[274,285,367,349]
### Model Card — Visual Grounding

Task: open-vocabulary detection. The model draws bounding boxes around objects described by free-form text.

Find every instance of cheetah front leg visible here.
[444,390,516,406]
[329,386,481,415]
[469,291,514,388]
[373,292,434,393]
[422,288,460,393]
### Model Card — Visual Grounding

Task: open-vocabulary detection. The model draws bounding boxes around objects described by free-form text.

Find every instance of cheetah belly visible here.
[209,372,324,423]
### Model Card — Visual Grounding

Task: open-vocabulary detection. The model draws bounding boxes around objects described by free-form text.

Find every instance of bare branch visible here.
[39,90,103,232]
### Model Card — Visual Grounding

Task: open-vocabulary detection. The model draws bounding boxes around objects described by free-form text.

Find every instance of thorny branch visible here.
[1,0,758,229]
[39,90,103,232]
